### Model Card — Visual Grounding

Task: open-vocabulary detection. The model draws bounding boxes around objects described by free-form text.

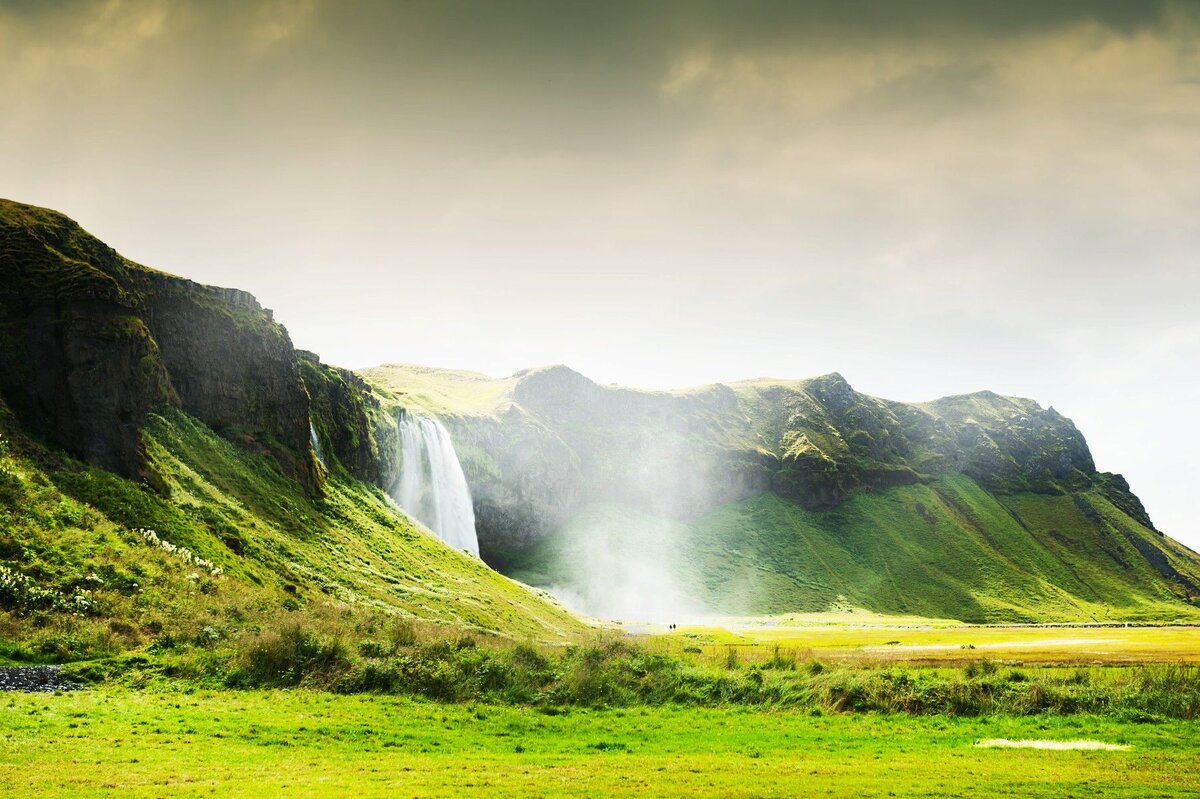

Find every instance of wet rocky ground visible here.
[0,666,78,692]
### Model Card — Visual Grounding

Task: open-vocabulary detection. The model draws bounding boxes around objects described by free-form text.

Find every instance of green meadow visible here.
[653,620,1200,665]
[3,405,1198,797]
[3,688,1198,799]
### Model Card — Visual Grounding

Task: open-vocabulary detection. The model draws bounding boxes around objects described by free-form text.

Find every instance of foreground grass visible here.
[1,688,1196,798]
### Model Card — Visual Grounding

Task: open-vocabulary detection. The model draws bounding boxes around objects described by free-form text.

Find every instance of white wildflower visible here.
[132,527,223,576]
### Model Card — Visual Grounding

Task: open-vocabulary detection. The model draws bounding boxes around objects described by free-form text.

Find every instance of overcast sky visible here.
[3,0,1198,548]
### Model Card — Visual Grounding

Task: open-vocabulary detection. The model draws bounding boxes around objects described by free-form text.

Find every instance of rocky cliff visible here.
[0,199,374,493]
[297,351,381,484]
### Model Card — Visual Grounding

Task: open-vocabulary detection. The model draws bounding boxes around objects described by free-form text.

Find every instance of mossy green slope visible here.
[684,476,1200,623]
[0,401,581,664]
[505,475,1200,624]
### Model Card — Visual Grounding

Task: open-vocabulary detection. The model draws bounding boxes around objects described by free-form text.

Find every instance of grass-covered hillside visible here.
[363,364,1200,624]
[0,198,584,667]
[0,398,580,665]
[689,475,1199,622]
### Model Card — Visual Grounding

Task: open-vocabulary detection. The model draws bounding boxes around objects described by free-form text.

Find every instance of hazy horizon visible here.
[349,359,1076,405]
[3,0,1197,548]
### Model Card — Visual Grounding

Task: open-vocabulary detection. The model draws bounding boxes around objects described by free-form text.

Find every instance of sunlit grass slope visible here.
[360,363,516,417]
[684,474,1200,623]
[509,474,1200,624]
[0,404,581,663]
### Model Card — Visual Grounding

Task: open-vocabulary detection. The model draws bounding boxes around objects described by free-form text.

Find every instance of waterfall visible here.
[309,421,328,471]
[389,415,480,556]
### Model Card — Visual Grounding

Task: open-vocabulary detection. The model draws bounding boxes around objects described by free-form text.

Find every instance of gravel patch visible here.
[0,666,79,692]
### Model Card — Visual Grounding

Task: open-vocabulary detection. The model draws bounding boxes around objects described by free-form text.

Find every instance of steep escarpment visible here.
[298,351,381,484]
[136,272,316,488]
[362,363,1200,622]
[0,199,318,490]
[0,202,173,483]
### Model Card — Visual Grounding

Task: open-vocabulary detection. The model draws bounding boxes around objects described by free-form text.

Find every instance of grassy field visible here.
[652,620,1200,665]
[2,688,1197,798]
[359,363,517,417]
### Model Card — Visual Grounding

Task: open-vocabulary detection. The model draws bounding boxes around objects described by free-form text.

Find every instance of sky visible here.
[2,0,1198,548]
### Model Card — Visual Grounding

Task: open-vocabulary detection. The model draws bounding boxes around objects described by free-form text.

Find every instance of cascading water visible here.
[389,415,480,556]
[309,421,328,471]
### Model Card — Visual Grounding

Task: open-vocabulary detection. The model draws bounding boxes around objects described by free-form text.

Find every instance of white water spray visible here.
[389,415,480,556]
[309,421,327,471]
[542,506,696,624]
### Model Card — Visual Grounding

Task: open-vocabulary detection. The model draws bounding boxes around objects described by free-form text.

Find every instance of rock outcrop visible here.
[298,351,381,484]
[0,199,362,493]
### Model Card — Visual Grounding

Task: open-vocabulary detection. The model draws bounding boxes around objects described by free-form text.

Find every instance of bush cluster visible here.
[225,631,788,706]
[209,622,1200,719]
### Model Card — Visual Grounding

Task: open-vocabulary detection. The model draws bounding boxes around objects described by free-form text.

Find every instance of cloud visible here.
[648,5,1200,320]
[245,0,317,54]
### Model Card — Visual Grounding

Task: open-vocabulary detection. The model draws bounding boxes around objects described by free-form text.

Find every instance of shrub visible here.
[964,660,997,679]
[386,620,418,649]
[764,645,796,670]
[229,624,350,688]
[358,639,389,658]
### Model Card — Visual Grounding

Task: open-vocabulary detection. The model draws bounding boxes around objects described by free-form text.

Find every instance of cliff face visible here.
[741,375,1097,510]
[298,351,381,484]
[361,364,1142,561]
[0,199,349,492]
[0,201,175,482]
[135,273,316,488]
